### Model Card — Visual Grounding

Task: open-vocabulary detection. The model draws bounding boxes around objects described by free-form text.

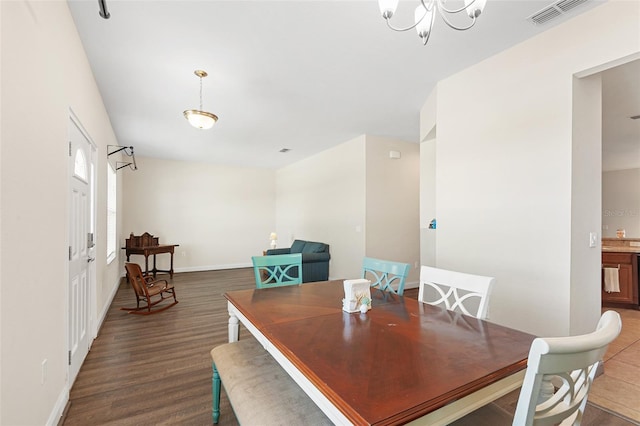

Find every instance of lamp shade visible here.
[464,0,487,18]
[269,232,278,241]
[378,0,399,18]
[415,4,433,39]
[184,110,218,129]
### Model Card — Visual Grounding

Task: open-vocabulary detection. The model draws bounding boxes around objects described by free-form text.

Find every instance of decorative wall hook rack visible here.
[108,145,138,171]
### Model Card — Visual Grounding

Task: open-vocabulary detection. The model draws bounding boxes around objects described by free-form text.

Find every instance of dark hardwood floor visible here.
[63,268,255,425]
[62,270,636,426]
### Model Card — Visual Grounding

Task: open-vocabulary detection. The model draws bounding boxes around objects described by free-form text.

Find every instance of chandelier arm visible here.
[384,0,433,32]
[436,0,478,14]
[438,12,477,31]
[385,17,422,32]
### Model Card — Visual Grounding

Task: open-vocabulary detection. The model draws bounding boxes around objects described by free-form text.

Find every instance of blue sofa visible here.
[266,239,330,283]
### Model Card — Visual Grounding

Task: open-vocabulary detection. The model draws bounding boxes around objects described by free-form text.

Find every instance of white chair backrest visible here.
[418,266,494,319]
[513,310,621,426]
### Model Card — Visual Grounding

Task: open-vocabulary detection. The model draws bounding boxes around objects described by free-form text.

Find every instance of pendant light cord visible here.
[199,76,203,111]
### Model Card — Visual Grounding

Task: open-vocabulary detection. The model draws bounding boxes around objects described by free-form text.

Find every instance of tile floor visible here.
[589,307,640,423]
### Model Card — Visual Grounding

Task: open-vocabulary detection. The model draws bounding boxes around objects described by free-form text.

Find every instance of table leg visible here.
[144,255,149,276]
[152,254,157,278]
[228,312,239,343]
[170,251,175,278]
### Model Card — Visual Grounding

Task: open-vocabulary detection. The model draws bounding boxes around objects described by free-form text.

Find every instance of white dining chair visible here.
[512,310,621,425]
[418,265,495,319]
[451,310,622,426]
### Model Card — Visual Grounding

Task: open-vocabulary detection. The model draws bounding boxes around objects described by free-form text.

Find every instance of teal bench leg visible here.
[212,362,221,424]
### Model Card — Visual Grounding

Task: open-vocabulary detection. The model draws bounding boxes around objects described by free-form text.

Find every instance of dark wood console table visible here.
[123,232,179,278]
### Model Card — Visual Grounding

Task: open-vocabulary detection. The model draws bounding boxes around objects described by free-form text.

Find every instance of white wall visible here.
[570,73,603,335]
[420,88,438,268]
[423,1,640,336]
[122,157,276,271]
[420,139,437,267]
[602,168,640,238]
[1,1,122,424]
[365,136,420,284]
[275,135,420,283]
[276,136,367,280]
[0,1,3,422]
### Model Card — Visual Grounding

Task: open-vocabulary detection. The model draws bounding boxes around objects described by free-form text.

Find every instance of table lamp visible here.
[269,232,277,249]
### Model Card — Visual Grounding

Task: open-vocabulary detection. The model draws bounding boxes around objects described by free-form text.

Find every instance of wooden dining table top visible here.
[225,280,536,425]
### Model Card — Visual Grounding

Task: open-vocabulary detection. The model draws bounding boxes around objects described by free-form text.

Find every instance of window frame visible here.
[106,163,117,264]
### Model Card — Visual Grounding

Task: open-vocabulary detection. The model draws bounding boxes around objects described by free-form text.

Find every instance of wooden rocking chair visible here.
[123,262,178,314]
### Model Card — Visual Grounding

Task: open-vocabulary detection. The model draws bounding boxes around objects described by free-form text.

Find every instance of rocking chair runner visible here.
[123,262,178,314]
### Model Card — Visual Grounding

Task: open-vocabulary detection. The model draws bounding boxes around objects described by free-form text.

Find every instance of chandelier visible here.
[184,70,218,130]
[378,0,487,45]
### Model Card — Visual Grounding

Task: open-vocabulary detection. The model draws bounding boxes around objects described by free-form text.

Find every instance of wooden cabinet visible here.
[602,252,639,307]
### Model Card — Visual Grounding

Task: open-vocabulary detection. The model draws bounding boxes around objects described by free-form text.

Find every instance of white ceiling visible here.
[68,0,615,170]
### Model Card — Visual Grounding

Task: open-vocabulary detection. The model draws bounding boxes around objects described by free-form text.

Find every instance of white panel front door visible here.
[68,117,95,385]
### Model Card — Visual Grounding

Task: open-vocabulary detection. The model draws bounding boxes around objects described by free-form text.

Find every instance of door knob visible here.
[87,257,95,263]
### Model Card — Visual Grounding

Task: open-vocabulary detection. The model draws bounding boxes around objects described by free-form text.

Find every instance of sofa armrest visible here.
[301,252,330,263]
[266,248,291,256]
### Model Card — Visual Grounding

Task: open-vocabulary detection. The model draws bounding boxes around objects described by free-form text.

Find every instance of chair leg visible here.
[120,294,178,315]
[212,362,221,424]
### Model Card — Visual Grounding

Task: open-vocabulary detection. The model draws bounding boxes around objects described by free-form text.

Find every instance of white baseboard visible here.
[404,280,419,290]
[174,263,252,273]
[119,263,253,278]
[46,385,69,426]
[95,276,121,338]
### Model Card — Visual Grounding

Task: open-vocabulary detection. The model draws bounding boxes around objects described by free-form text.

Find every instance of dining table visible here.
[224,280,536,425]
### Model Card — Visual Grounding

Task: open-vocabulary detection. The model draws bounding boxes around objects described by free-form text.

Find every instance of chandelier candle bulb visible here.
[465,0,487,18]
[415,4,433,40]
[379,0,399,18]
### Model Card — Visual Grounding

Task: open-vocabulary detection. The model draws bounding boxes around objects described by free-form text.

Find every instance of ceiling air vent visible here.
[556,0,589,12]
[279,148,291,153]
[527,0,590,25]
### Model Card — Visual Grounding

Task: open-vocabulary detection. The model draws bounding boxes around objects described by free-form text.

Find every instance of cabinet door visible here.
[602,263,635,303]
[602,252,638,305]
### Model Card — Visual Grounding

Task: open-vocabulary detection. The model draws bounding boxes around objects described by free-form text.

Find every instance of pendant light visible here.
[184,70,218,129]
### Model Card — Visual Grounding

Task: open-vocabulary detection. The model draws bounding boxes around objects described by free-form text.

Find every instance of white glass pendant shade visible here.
[464,0,487,18]
[415,4,433,40]
[183,110,218,130]
[379,0,399,18]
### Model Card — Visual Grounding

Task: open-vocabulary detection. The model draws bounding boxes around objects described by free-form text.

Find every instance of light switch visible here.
[589,232,597,248]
